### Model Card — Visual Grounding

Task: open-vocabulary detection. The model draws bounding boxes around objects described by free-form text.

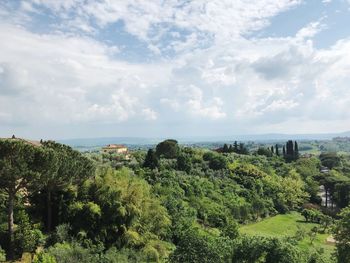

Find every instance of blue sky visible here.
[1,0,350,139]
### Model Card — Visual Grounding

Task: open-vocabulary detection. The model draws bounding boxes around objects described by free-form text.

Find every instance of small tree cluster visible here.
[301,209,332,232]
[283,140,299,162]
[221,141,248,155]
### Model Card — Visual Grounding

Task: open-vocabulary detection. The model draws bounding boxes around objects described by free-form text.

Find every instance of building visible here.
[101,144,128,154]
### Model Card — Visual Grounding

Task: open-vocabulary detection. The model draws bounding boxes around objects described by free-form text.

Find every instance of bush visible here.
[33,251,57,263]
[170,228,233,263]
[14,210,45,254]
[0,246,5,262]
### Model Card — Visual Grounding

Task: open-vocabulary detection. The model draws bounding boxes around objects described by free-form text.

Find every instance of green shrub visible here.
[0,246,5,262]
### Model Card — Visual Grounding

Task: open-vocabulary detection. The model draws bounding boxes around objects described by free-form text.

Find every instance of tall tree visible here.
[40,141,94,231]
[294,141,299,159]
[143,149,159,169]
[286,140,294,156]
[156,139,179,159]
[334,206,350,263]
[0,139,43,259]
[275,144,279,156]
[234,141,238,153]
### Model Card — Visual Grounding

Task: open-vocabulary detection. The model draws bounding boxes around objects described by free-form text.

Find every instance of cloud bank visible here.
[0,0,350,138]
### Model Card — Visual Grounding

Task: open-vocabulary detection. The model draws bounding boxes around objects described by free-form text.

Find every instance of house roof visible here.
[102,144,127,149]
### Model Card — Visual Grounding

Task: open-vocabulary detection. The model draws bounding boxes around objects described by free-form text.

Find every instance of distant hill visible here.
[58,131,350,150]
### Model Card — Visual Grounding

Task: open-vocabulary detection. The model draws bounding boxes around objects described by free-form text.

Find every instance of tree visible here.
[232,236,302,263]
[275,144,280,156]
[319,152,341,169]
[40,141,94,232]
[177,153,191,173]
[257,147,272,157]
[239,143,248,155]
[208,154,227,170]
[294,141,299,159]
[223,144,229,153]
[0,139,43,259]
[143,149,158,169]
[284,140,299,162]
[228,144,234,153]
[155,139,179,159]
[170,228,233,263]
[234,141,238,152]
[333,206,350,263]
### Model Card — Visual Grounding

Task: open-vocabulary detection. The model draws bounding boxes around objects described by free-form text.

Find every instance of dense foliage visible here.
[1,138,350,262]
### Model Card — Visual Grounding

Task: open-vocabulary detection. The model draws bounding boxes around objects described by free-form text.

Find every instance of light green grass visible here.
[240,212,335,261]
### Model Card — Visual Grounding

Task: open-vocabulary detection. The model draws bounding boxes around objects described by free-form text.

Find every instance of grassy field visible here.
[240,212,335,261]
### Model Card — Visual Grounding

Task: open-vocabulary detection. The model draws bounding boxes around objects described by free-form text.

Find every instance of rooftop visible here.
[102,144,127,149]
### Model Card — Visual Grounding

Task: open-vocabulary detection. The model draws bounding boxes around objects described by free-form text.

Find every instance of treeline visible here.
[220,141,249,155]
[0,138,350,262]
[220,140,300,162]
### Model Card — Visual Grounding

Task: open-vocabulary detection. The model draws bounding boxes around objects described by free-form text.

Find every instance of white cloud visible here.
[142,108,158,121]
[296,21,326,40]
[22,0,303,53]
[0,23,170,127]
[1,1,350,137]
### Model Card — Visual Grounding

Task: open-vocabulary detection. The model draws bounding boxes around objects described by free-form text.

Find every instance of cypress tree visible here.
[275,144,279,156]
[282,146,286,156]
[294,141,299,159]
[286,140,294,156]
[270,146,274,154]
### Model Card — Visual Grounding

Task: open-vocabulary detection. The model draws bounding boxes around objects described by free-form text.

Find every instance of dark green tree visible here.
[155,139,179,159]
[294,141,299,159]
[143,149,159,169]
[228,144,234,153]
[333,206,350,263]
[239,143,248,155]
[40,141,94,232]
[234,141,238,152]
[0,139,43,259]
[177,153,191,173]
[257,147,272,157]
[223,144,229,153]
[275,144,280,156]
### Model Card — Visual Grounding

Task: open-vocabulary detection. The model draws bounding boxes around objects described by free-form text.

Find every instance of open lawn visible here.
[240,212,335,261]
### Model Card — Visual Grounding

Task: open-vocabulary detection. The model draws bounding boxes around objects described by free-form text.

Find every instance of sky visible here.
[1,0,350,139]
